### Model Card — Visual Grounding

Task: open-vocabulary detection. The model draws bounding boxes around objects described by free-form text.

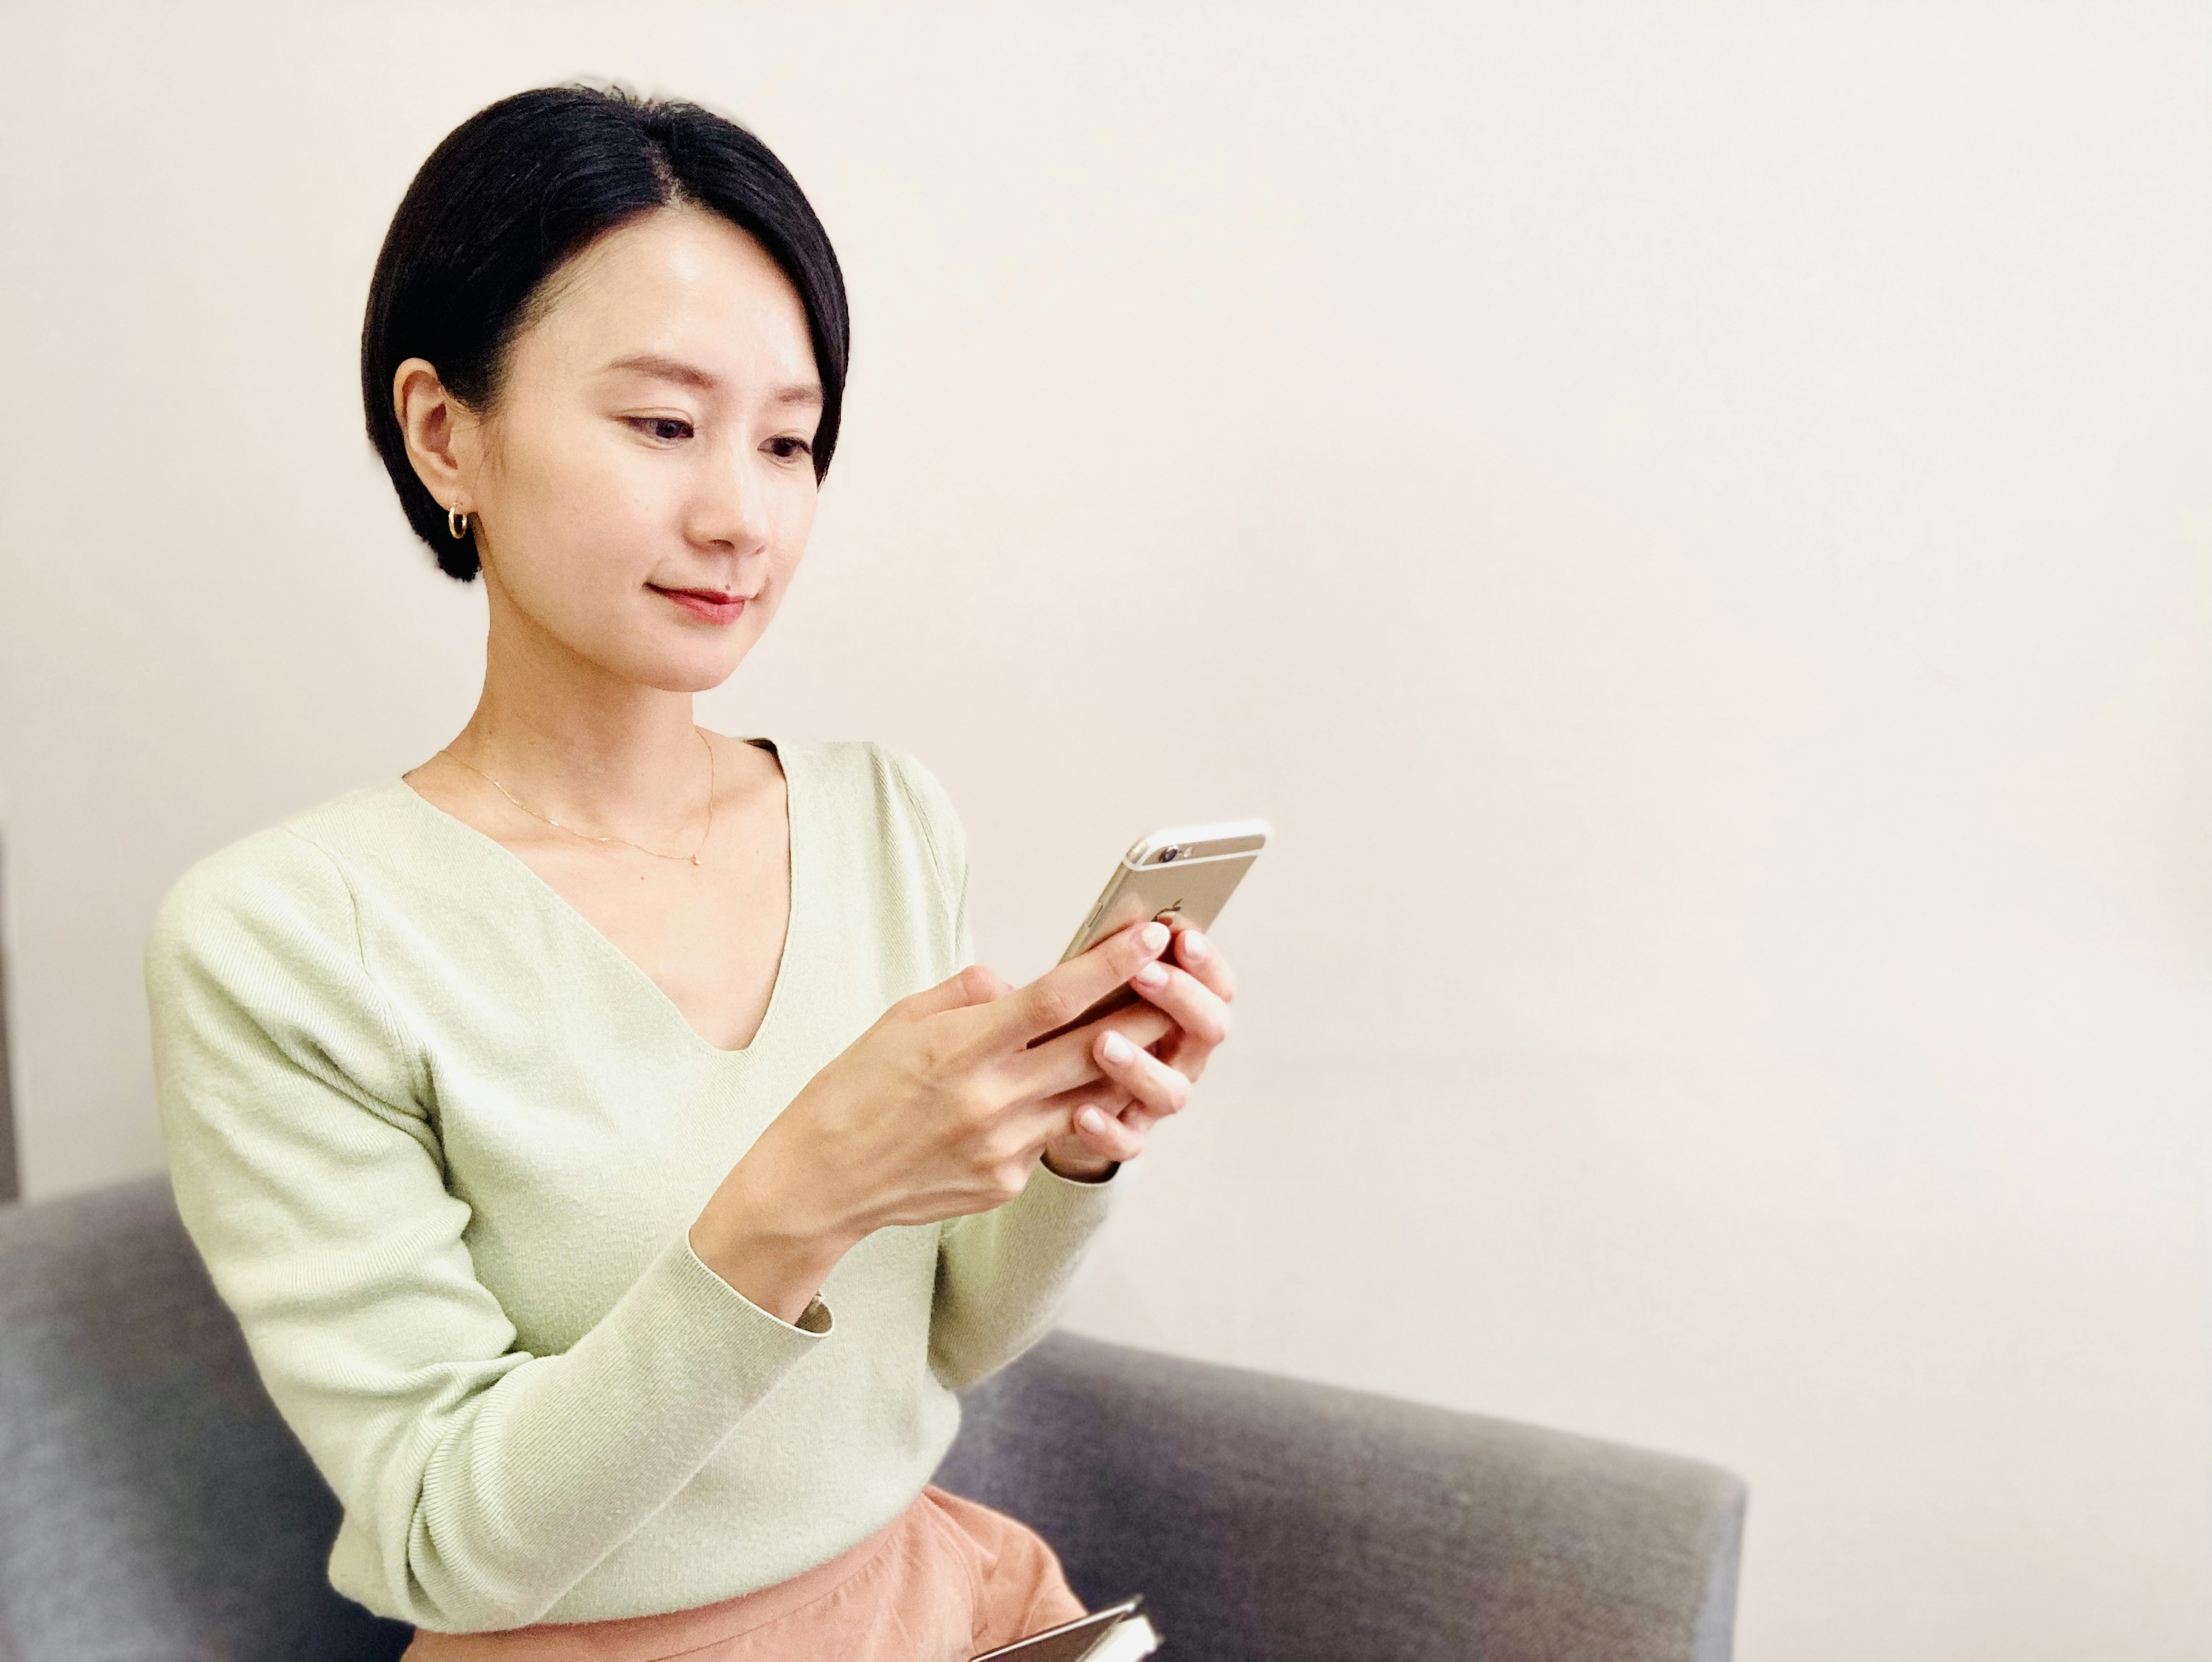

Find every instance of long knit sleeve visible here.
[929,1161,1120,1390]
[146,830,831,1632]
[882,752,1122,1391]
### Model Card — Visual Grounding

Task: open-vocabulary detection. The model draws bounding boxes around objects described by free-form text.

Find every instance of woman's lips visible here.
[650,585,749,626]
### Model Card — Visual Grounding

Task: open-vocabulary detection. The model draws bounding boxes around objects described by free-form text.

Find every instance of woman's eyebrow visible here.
[602,352,822,406]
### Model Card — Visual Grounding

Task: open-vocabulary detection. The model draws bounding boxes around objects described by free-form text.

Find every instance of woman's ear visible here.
[392,358,480,513]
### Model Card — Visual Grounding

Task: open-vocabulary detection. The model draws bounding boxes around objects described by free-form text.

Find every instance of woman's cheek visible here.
[772,470,820,560]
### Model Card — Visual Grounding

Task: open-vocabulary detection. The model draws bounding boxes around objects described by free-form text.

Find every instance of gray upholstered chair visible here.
[0,1179,1744,1661]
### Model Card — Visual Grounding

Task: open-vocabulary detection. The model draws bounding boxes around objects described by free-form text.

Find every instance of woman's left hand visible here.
[1039,917,1237,1179]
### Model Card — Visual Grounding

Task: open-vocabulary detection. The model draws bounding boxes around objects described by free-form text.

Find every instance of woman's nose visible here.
[688,448,771,553]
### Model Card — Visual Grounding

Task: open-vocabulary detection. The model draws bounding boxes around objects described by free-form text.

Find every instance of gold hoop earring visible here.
[448,506,471,540]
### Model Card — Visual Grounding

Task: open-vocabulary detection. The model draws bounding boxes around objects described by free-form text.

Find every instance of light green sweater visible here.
[144,739,1117,1633]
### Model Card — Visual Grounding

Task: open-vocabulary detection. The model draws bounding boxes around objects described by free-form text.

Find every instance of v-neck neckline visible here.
[384,736,799,1059]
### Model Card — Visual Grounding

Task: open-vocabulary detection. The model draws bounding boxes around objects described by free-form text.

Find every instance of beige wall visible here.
[3,3,2208,1657]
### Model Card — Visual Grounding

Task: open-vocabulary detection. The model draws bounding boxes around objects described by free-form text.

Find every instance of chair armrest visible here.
[935,1332,1745,1662]
[0,1179,412,1662]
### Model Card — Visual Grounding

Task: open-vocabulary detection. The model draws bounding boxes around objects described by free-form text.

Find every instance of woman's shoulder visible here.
[148,781,426,959]
[145,786,429,1164]
[798,737,969,914]
[801,737,960,822]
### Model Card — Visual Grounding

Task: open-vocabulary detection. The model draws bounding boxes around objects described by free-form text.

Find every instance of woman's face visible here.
[451,207,824,692]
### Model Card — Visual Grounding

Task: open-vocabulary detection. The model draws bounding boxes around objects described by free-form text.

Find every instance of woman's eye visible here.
[768,436,815,461]
[628,416,694,443]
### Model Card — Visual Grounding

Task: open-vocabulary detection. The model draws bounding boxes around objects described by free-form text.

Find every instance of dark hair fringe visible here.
[361,84,850,581]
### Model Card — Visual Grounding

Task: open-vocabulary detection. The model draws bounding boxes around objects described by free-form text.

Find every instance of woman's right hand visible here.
[687,919,1177,1321]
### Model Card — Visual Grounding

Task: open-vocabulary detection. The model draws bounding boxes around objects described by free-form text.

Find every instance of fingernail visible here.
[1132,961,1168,989]
[1181,930,1209,961]
[1101,1031,1134,1065]
[1080,1107,1108,1134]
[1140,922,1169,953]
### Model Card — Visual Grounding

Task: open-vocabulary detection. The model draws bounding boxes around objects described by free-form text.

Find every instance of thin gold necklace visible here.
[438,728,717,866]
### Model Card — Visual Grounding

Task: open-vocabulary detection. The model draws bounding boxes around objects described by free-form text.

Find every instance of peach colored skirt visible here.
[400,1486,1084,1662]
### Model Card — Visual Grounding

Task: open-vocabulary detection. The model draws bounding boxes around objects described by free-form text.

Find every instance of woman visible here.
[144,86,1236,1661]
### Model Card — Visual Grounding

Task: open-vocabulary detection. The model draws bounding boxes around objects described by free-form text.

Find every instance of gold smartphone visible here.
[1028,817,1270,1047]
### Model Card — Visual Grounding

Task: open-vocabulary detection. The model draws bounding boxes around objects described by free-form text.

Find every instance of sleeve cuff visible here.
[999,1150,1123,1243]
[1037,1156,1121,1187]
[675,1236,835,1337]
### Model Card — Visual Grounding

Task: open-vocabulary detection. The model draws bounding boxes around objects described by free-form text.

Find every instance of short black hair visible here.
[361,85,850,581]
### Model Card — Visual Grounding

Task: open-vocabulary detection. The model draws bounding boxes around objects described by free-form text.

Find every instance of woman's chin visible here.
[635,647,753,695]
[560,628,753,696]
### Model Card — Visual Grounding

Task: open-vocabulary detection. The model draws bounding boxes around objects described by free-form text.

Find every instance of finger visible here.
[1140,1025,1207,1086]
[1068,1099,1148,1163]
[1094,1026,1191,1122]
[1126,960,1232,1050]
[1035,1076,1130,1117]
[1001,919,1171,1046]
[1168,920,1238,1004]
[1005,1004,1176,1103]
[1111,1100,1162,1144]
[893,962,1012,1023]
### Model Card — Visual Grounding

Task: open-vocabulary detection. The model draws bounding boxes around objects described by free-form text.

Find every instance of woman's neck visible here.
[447,589,714,835]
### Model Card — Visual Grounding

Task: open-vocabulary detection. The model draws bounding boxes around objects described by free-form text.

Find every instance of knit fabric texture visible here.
[144,739,1117,1633]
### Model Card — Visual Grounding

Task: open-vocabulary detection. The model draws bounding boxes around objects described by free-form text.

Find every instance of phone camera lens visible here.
[1158,846,1185,864]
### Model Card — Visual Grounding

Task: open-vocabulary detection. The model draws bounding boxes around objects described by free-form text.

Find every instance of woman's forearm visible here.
[688,1142,859,1325]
